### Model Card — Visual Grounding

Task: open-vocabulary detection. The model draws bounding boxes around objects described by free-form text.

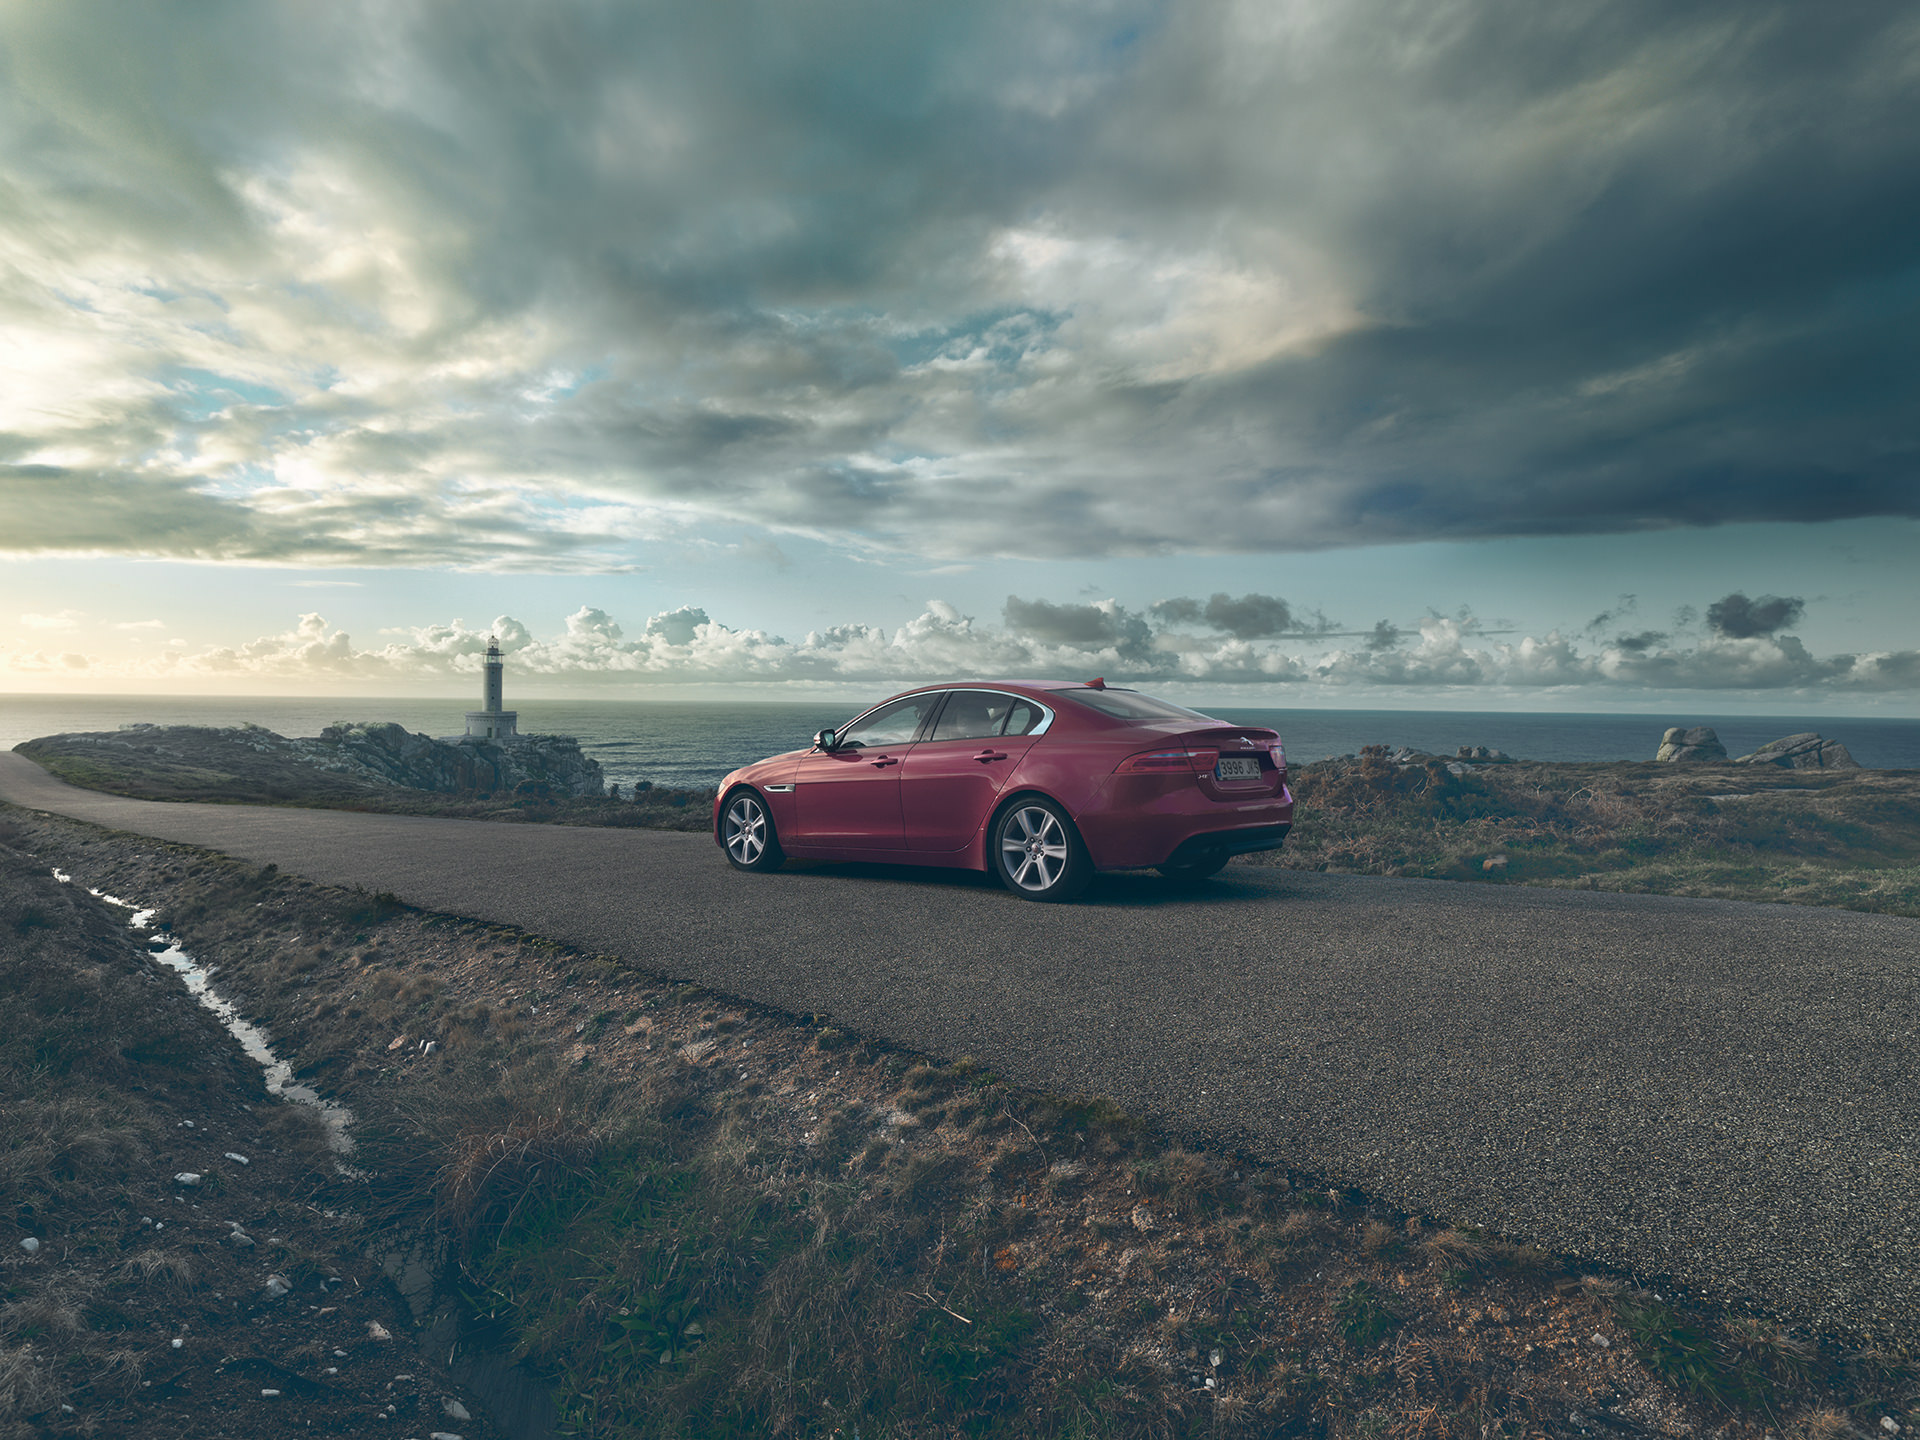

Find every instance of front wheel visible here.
[720,789,784,872]
[991,798,1092,902]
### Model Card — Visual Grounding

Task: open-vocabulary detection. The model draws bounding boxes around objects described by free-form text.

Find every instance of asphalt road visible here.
[3,750,1915,1343]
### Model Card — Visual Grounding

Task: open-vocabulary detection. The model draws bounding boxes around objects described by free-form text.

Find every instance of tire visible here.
[720,789,785,873]
[991,797,1092,902]
[1157,853,1231,883]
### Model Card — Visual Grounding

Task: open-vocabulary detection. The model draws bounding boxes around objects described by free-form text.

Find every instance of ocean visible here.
[3,694,1917,792]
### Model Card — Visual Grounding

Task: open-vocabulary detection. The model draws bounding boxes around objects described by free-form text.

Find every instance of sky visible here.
[2,0,1917,710]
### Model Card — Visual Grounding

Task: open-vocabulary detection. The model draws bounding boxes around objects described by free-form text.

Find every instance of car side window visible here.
[836,695,936,749]
[929,690,1010,743]
[1001,699,1044,736]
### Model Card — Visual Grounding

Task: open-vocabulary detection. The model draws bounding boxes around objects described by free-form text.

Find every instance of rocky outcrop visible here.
[1655,726,1728,762]
[24,722,604,799]
[1733,733,1861,770]
[312,722,604,796]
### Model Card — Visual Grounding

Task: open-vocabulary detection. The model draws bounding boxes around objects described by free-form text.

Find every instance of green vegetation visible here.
[1246,748,1920,916]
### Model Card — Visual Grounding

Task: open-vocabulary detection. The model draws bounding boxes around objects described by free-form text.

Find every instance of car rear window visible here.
[1058,688,1215,721]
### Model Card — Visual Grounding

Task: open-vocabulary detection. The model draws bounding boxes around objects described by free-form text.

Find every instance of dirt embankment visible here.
[5,807,1915,1439]
[0,822,508,1439]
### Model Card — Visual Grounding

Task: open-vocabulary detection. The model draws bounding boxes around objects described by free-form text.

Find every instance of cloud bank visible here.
[13,591,1916,696]
[2,1,1917,570]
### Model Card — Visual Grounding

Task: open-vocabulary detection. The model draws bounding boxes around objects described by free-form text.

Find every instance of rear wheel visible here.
[1158,853,1231,883]
[720,789,784,872]
[991,797,1091,902]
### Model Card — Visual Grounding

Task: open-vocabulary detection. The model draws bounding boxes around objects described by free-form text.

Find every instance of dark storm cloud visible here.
[1706,592,1806,639]
[1149,593,1345,638]
[1612,630,1669,654]
[1200,593,1293,640]
[1366,620,1403,652]
[1001,596,1158,661]
[2,1,1918,566]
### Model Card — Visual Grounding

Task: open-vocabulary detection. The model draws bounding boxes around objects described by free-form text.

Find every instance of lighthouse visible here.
[464,636,519,741]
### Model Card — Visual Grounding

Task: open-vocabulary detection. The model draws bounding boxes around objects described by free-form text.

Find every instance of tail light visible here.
[1115,747,1220,775]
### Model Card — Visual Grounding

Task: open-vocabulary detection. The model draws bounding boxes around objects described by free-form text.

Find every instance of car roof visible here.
[895,680,1092,696]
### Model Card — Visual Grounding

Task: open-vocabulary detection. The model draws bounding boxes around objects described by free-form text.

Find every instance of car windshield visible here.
[1059,688,1215,722]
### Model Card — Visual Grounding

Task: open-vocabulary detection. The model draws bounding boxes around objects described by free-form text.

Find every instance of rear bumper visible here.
[1161,822,1291,868]
[1078,781,1295,870]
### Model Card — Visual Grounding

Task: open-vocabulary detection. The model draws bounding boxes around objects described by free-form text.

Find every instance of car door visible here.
[790,693,940,851]
[900,690,1047,852]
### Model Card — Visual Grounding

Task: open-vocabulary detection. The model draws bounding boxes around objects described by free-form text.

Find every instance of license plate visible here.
[1215,755,1261,781]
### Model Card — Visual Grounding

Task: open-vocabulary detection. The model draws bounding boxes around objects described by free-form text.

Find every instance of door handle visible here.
[975,750,1008,763]
[869,755,899,768]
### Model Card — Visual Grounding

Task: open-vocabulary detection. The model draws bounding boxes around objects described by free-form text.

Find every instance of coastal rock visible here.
[1655,726,1728,763]
[1455,745,1513,763]
[1733,733,1861,770]
[22,721,604,798]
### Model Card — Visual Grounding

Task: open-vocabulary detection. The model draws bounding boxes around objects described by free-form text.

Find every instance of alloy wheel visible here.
[1000,804,1071,893]
[724,794,769,865]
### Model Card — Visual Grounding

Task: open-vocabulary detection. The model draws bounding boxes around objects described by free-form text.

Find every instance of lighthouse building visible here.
[464,638,519,741]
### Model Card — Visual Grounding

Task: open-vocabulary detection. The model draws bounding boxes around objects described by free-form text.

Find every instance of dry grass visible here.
[1244,751,1920,916]
[12,806,1920,1439]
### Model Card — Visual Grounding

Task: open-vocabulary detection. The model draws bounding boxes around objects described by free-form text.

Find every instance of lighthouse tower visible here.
[464,636,519,741]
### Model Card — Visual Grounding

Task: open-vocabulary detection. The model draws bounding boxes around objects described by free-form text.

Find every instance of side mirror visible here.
[812,728,837,752]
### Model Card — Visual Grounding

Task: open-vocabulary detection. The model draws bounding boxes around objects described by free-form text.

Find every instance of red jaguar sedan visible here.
[713,680,1292,901]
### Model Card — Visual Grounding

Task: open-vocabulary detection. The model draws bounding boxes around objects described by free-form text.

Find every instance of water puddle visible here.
[52,867,357,1155]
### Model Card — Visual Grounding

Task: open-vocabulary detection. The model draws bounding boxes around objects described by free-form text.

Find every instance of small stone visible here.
[1590,1332,1610,1347]
[261,1388,281,1397]
[229,1231,255,1249]
[264,1274,292,1298]
[18,1237,39,1254]
[431,1433,465,1440]
[173,1172,202,1187]
[443,1399,472,1421]
[224,1152,249,1165]
[1881,1421,1901,1436]
[326,1367,338,1375]
[171,1338,183,1349]
[387,1035,408,1051]
[367,1320,392,1341]
[1130,1204,1156,1232]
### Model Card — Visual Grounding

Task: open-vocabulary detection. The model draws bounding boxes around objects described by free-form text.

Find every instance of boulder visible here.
[1455,745,1513,763]
[1655,726,1728,762]
[1733,733,1861,770]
